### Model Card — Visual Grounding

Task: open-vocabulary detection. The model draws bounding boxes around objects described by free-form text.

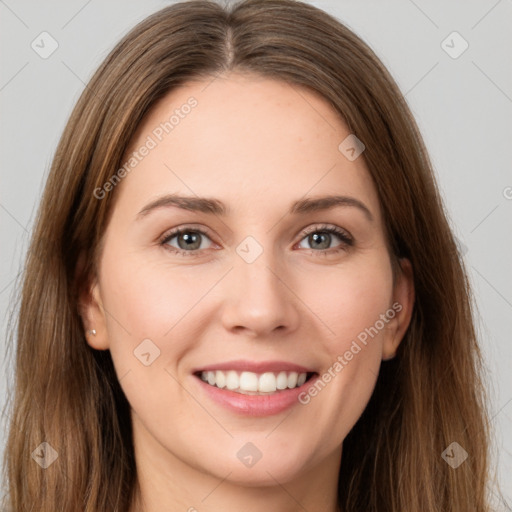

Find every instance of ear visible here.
[381,257,415,361]
[77,253,109,351]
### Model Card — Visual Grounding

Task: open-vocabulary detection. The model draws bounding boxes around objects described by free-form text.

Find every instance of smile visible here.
[197,370,314,394]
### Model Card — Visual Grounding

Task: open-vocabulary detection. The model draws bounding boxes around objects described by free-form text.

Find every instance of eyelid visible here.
[298,223,352,241]
[159,223,215,242]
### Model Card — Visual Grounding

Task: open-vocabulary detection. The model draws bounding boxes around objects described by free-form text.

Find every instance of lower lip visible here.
[193,374,318,416]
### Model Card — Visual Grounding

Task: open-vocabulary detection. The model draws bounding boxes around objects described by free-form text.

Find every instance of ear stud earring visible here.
[88,329,97,336]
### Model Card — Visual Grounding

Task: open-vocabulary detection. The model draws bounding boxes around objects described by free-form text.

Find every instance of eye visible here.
[160,227,214,257]
[296,224,353,254]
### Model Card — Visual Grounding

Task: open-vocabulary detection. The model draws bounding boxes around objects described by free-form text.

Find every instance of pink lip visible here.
[193,373,319,417]
[192,359,315,374]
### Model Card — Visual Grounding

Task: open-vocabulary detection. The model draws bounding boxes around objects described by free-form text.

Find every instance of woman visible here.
[1,0,499,510]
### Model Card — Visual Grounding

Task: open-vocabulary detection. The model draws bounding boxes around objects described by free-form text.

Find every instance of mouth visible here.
[193,369,318,395]
[191,359,320,416]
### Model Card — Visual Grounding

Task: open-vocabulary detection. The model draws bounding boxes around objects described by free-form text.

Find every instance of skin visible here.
[81,71,414,512]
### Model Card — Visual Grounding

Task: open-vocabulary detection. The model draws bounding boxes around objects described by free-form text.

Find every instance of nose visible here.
[220,249,301,338]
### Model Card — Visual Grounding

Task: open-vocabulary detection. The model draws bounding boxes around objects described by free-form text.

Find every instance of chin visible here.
[200,445,313,487]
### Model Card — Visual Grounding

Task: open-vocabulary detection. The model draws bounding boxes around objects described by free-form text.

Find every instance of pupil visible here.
[311,232,330,250]
[179,232,200,250]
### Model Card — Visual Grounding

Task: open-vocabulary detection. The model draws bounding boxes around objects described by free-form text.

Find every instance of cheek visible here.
[299,253,394,347]
[291,254,393,434]
[101,248,216,335]
[98,250,213,383]
[98,257,205,431]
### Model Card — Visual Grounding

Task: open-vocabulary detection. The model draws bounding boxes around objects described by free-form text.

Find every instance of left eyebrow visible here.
[290,195,374,221]
[136,193,373,222]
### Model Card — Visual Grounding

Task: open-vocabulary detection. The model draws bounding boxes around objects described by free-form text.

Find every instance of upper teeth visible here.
[200,370,308,394]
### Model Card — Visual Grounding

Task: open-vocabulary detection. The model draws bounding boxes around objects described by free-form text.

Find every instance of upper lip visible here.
[193,359,317,374]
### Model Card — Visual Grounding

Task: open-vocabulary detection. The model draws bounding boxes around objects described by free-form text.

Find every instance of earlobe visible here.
[382,257,415,361]
[78,278,110,351]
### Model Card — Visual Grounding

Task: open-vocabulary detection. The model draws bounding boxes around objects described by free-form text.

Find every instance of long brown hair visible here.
[1,0,500,510]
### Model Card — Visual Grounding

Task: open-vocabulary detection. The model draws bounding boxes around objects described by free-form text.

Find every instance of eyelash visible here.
[159,223,354,258]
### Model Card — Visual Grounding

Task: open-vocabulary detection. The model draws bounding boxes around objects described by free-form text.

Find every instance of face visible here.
[82,72,413,488]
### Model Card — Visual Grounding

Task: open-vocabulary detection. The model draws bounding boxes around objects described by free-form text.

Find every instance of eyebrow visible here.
[136,193,374,221]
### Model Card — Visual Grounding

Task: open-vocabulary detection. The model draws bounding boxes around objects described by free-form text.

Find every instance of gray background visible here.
[1,0,511,506]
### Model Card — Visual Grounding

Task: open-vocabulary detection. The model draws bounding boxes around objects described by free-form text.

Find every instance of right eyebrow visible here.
[137,194,228,218]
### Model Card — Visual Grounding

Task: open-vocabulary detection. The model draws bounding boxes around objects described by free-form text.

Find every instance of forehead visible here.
[115,72,381,222]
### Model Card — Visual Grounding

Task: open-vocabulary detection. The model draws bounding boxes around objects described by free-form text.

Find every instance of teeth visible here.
[239,371,259,391]
[215,370,226,389]
[226,370,238,390]
[276,371,288,390]
[259,372,276,392]
[199,370,309,393]
[287,372,298,388]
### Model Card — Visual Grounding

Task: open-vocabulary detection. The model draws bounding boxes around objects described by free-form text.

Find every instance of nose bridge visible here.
[221,237,299,335]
